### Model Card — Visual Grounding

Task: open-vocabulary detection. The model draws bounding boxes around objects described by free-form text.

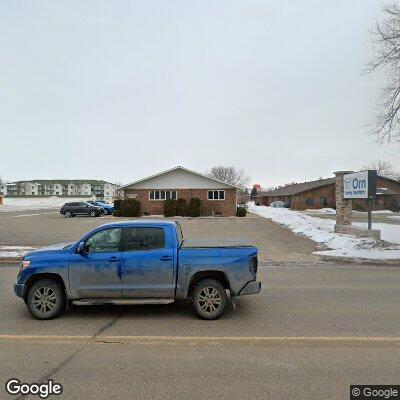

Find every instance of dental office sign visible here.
[343,170,377,199]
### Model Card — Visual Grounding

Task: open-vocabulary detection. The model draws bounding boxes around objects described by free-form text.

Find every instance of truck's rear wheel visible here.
[193,278,227,320]
[26,279,66,320]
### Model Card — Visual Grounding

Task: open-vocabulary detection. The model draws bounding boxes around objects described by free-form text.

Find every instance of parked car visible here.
[14,220,261,320]
[87,201,114,215]
[59,202,103,218]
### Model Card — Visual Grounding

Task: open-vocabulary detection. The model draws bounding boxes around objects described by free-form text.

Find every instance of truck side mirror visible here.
[77,241,86,255]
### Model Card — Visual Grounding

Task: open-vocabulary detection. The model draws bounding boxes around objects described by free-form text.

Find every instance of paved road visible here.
[1,264,399,399]
[0,210,321,264]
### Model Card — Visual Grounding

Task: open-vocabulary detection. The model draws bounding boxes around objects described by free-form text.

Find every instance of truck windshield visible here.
[176,221,184,247]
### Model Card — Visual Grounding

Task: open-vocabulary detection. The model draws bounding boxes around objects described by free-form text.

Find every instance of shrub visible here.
[113,210,121,217]
[114,199,122,211]
[176,198,188,216]
[164,199,177,217]
[236,207,247,217]
[120,198,141,217]
[188,197,201,217]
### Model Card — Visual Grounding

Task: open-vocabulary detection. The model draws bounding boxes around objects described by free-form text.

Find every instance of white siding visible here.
[126,169,233,190]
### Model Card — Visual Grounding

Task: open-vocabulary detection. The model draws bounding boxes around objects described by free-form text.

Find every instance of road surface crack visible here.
[15,310,123,399]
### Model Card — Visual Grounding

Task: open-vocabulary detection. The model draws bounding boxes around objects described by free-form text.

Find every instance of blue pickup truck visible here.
[14,220,261,320]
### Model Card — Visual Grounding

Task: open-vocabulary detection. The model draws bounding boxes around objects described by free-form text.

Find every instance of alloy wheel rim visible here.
[198,286,222,315]
[32,287,57,315]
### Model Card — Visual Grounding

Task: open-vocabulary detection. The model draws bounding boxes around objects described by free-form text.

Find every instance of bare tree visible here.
[206,166,250,188]
[366,3,400,144]
[361,160,399,178]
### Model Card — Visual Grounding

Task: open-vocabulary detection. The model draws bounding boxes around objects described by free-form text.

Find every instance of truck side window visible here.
[125,228,165,251]
[85,228,122,253]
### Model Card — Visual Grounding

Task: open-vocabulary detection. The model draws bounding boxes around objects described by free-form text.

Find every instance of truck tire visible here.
[26,279,66,320]
[193,278,227,320]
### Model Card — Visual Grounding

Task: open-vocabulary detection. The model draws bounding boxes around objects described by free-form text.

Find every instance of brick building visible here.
[120,166,239,216]
[253,176,400,212]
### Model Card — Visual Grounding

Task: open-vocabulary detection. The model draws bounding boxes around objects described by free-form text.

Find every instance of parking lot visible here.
[1,209,399,399]
[0,209,322,264]
[1,264,400,399]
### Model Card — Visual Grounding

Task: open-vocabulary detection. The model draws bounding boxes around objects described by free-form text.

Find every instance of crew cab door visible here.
[69,227,123,298]
[120,226,175,298]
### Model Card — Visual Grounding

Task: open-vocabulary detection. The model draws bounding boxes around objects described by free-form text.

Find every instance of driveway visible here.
[0,210,321,264]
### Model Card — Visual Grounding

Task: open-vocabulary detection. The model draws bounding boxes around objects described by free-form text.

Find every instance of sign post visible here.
[343,170,377,230]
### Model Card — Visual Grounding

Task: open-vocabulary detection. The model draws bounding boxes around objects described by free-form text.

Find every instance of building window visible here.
[208,190,225,200]
[149,190,177,201]
[320,197,328,207]
[305,198,313,206]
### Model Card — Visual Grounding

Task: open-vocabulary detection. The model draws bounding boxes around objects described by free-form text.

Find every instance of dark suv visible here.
[60,202,103,218]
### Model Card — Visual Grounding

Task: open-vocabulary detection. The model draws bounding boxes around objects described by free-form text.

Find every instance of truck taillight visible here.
[249,257,258,274]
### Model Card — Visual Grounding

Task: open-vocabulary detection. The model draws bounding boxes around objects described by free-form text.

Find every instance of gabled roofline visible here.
[119,166,241,190]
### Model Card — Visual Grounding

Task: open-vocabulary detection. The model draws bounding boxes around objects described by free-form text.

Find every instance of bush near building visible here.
[188,197,201,217]
[163,200,177,217]
[114,199,122,211]
[120,199,141,217]
[236,207,247,217]
[176,198,188,216]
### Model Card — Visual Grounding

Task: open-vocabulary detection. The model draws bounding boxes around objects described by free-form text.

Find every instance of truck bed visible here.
[181,238,254,248]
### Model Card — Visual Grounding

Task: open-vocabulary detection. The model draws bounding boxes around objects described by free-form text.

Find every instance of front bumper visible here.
[238,281,261,296]
[14,283,25,298]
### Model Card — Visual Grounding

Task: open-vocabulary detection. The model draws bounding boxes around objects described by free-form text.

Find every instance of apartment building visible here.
[0,180,119,202]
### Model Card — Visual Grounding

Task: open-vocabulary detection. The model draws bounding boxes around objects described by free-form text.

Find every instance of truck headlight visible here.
[21,260,31,269]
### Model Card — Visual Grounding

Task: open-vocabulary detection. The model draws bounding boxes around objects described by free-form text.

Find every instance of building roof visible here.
[255,175,400,198]
[254,178,335,197]
[120,166,241,190]
[9,179,116,186]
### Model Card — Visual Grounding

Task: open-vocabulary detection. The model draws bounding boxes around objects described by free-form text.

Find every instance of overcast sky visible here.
[0,0,398,187]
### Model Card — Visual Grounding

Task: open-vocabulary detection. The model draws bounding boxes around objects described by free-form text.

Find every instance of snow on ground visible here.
[353,210,396,214]
[306,208,336,214]
[248,203,400,260]
[306,208,397,215]
[0,246,36,258]
[388,216,400,220]
[0,197,93,212]
[353,222,400,245]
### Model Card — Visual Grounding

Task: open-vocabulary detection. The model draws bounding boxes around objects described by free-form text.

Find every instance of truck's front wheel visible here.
[26,279,66,320]
[193,279,227,320]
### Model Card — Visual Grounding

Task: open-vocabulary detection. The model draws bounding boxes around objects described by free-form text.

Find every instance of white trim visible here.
[120,166,241,190]
[208,189,225,201]
[149,190,178,201]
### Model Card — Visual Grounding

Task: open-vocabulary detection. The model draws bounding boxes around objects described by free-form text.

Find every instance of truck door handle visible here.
[160,256,172,261]
[108,256,120,262]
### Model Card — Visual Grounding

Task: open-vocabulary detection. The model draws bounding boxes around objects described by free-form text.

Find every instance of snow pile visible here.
[353,210,395,214]
[0,197,93,212]
[306,208,336,214]
[0,246,36,258]
[353,222,400,245]
[248,203,400,260]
